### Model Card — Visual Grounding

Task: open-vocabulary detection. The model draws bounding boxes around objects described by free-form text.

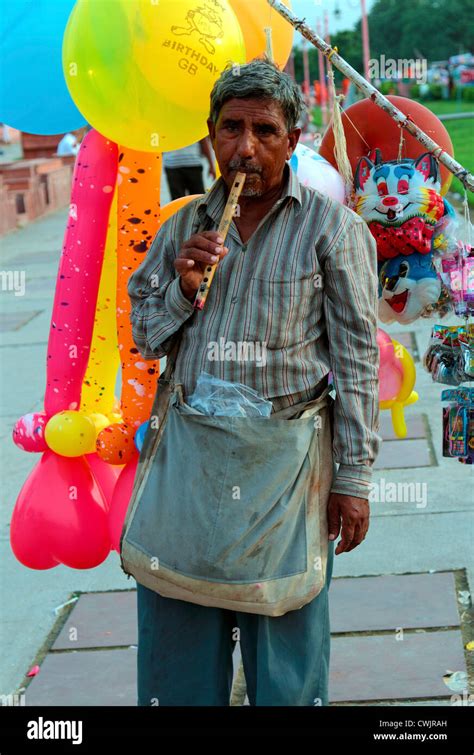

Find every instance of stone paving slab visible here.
[374,439,433,469]
[23,276,58,297]
[0,310,42,332]
[6,249,61,266]
[330,630,466,703]
[330,572,460,632]
[379,413,427,441]
[25,648,138,706]
[53,592,137,650]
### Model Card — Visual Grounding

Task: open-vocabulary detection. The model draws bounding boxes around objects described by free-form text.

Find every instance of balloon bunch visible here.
[10,130,165,568]
[3,0,297,570]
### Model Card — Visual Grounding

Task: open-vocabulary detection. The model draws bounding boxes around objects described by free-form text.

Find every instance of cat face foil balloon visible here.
[354,150,445,261]
[378,252,441,324]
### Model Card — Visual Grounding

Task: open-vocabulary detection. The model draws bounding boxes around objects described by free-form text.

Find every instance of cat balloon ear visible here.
[369,148,383,166]
[414,152,439,183]
[354,155,374,191]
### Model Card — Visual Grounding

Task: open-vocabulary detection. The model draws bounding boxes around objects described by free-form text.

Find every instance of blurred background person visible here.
[163,137,216,199]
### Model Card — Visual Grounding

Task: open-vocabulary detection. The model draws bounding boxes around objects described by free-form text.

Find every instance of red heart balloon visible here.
[11,450,112,570]
[108,455,138,553]
[84,453,123,510]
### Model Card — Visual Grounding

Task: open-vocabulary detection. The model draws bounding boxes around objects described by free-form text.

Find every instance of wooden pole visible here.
[317,19,328,128]
[302,38,310,102]
[267,0,474,193]
[361,0,371,83]
[324,11,334,113]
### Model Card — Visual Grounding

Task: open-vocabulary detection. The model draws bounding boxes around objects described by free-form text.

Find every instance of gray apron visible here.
[120,333,335,617]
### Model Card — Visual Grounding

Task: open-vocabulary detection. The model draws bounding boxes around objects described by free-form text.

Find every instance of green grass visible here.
[312,99,474,206]
[412,99,473,115]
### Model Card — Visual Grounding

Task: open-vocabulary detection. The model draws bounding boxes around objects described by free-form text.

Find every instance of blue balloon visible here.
[0,0,86,134]
[134,421,150,453]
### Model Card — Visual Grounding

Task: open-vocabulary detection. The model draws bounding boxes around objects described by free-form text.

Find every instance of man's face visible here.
[207,98,300,198]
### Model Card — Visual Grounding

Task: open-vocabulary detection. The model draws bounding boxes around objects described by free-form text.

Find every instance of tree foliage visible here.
[292,0,472,83]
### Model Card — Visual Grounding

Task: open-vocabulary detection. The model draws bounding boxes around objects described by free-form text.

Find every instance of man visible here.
[163,137,216,200]
[127,59,380,706]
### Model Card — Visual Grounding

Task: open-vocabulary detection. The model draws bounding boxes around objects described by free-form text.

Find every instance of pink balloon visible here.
[84,453,123,510]
[12,412,48,452]
[107,455,138,552]
[10,450,111,570]
[377,328,403,402]
[44,130,118,415]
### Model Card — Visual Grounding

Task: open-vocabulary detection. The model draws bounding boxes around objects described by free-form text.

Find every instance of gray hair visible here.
[209,58,306,132]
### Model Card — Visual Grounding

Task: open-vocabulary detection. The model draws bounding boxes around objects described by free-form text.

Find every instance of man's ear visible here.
[286,127,301,161]
[207,118,216,145]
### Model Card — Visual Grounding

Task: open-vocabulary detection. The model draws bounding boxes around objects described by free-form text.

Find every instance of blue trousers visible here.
[136,540,334,706]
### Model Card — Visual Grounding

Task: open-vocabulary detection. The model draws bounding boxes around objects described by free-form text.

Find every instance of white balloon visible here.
[288,143,345,204]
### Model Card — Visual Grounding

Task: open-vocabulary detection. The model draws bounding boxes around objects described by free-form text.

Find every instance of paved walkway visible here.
[0,169,472,705]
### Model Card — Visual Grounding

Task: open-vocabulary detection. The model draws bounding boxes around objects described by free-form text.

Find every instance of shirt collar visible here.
[195,161,303,224]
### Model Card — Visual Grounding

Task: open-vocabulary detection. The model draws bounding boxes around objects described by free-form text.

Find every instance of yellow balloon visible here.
[379,340,418,439]
[88,413,112,434]
[229,0,294,69]
[393,340,417,404]
[63,0,245,152]
[131,0,246,113]
[81,189,120,417]
[45,411,97,457]
[107,412,124,424]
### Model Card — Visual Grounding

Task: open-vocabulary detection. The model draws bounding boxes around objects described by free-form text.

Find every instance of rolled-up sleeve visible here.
[322,214,381,499]
[127,218,195,360]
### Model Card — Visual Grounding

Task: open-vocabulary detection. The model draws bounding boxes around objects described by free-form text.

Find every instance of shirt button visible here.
[231,296,237,303]
[242,244,247,252]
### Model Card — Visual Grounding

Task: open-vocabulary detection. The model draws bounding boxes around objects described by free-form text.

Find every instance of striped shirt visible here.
[127,162,381,499]
[162,143,202,169]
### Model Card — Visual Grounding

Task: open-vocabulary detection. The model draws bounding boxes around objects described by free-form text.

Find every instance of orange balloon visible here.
[160,194,202,224]
[116,148,162,431]
[319,96,454,196]
[229,0,294,69]
[96,422,137,466]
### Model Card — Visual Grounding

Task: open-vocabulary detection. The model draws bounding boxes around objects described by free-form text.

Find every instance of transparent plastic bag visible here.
[187,372,273,417]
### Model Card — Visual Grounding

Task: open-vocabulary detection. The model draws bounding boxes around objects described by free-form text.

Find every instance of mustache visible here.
[228,162,263,174]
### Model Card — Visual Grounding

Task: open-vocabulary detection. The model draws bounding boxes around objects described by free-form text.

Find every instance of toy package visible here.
[423,324,474,385]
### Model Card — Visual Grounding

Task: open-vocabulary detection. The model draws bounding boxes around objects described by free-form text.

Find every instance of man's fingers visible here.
[174,258,197,273]
[327,500,341,542]
[336,515,370,554]
[335,522,355,555]
[182,232,225,253]
[177,247,227,268]
[343,524,366,552]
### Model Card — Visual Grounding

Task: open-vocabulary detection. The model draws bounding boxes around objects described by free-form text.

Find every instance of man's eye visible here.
[256,126,273,135]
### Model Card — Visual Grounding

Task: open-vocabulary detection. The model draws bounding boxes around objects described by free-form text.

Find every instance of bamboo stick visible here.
[267,0,474,194]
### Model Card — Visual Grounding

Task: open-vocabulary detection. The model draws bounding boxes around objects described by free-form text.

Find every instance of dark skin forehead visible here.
[214,97,288,130]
